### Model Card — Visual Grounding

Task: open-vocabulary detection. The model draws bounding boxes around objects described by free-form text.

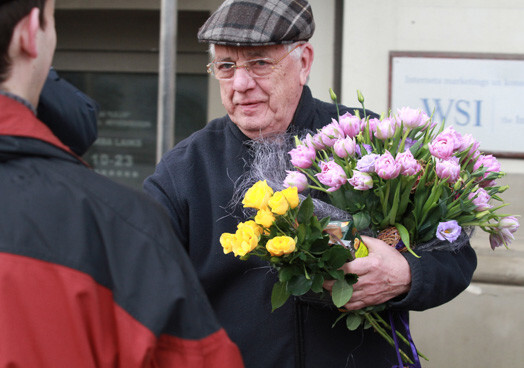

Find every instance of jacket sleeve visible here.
[388,241,477,311]
[37,68,99,156]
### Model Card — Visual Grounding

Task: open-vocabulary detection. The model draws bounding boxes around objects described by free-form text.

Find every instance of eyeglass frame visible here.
[206,43,304,80]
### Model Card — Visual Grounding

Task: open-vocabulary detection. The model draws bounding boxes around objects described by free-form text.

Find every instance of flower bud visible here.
[357,90,365,104]
[329,88,338,102]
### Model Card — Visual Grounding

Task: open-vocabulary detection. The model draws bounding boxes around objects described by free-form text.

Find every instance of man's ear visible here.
[298,43,314,86]
[17,8,41,59]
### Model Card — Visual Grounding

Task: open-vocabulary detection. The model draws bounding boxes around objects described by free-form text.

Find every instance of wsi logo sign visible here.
[421,99,483,127]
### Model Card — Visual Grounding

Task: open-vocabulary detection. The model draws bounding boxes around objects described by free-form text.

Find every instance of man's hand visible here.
[324,235,411,311]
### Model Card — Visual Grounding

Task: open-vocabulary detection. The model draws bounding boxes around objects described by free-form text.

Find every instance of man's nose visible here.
[232,66,256,91]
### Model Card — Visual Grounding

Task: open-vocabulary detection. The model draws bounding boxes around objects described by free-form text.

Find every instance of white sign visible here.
[390,54,524,155]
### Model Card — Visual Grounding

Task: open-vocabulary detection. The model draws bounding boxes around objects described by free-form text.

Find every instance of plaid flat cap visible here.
[198,0,315,46]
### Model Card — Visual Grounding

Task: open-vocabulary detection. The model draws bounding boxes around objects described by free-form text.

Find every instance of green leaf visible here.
[332,279,353,308]
[353,212,371,231]
[297,196,314,223]
[287,274,313,296]
[345,313,363,331]
[344,272,358,285]
[271,281,290,312]
[394,223,419,258]
[328,269,344,280]
[279,265,300,282]
[325,246,352,269]
[297,224,307,245]
[331,312,348,328]
[311,274,324,293]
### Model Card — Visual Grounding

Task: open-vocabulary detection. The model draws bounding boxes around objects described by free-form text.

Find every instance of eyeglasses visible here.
[206,44,303,80]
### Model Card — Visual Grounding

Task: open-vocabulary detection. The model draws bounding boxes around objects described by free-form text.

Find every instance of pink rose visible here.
[396,150,422,176]
[319,120,344,147]
[304,133,325,150]
[333,137,356,158]
[435,157,461,183]
[315,160,347,192]
[428,132,455,159]
[473,154,501,187]
[348,171,373,190]
[441,126,463,151]
[395,107,431,129]
[289,144,316,169]
[375,151,401,180]
[468,187,492,211]
[374,118,396,140]
[284,171,308,192]
[338,112,362,138]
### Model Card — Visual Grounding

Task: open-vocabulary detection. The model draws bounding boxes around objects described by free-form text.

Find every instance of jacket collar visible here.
[0,94,85,164]
[0,94,75,154]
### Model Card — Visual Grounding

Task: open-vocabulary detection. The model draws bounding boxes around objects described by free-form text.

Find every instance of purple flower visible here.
[289,144,316,169]
[459,133,481,158]
[403,138,416,151]
[284,171,308,192]
[428,132,455,159]
[333,137,357,158]
[375,151,401,180]
[395,107,431,129]
[338,112,362,138]
[374,118,396,140]
[473,154,501,187]
[435,156,461,183]
[348,171,373,190]
[315,160,347,192]
[436,220,462,242]
[396,150,422,176]
[468,187,492,211]
[356,153,379,173]
[356,144,373,158]
[319,120,344,147]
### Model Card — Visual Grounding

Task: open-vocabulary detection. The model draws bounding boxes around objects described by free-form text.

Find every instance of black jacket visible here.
[0,95,243,367]
[144,86,477,368]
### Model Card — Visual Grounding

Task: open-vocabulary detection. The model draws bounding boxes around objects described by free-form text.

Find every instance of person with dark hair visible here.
[0,1,244,366]
[144,1,477,367]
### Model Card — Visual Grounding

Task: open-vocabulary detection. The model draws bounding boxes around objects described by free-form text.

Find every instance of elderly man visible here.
[0,1,243,366]
[144,0,477,367]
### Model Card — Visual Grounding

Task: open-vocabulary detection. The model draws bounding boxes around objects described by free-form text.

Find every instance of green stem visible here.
[372,312,429,361]
[364,313,414,365]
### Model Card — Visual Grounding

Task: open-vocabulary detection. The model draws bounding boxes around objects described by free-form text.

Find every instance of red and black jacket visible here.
[0,95,244,367]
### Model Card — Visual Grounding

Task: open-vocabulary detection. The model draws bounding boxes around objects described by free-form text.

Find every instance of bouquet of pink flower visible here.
[285,90,519,253]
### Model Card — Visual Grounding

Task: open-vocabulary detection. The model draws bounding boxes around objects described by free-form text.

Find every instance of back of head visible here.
[198,0,315,47]
[0,0,46,84]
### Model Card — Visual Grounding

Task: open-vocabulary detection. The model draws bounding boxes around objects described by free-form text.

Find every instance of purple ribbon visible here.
[389,310,421,368]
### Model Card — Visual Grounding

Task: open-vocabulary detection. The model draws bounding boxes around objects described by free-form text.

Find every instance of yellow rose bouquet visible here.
[220,180,424,365]
[220,180,358,311]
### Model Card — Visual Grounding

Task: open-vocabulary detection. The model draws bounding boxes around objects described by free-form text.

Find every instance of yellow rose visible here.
[219,233,236,254]
[255,208,275,228]
[268,191,289,215]
[233,226,259,257]
[281,186,299,209]
[266,236,296,256]
[242,180,274,210]
[238,220,263,237]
